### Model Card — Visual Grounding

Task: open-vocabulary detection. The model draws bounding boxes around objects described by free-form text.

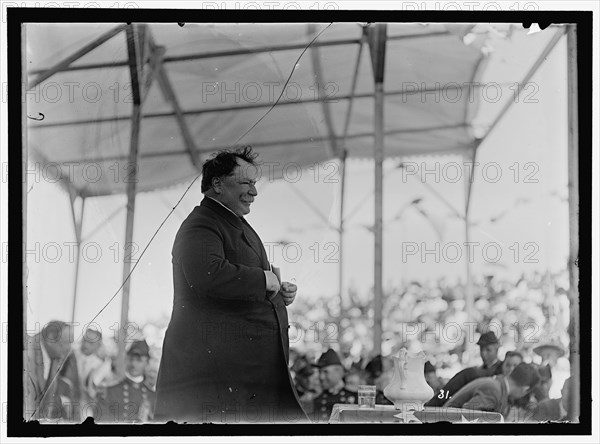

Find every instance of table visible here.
[329,404,504,423]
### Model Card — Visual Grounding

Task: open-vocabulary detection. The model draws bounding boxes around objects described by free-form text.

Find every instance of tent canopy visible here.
[26,22,488,197]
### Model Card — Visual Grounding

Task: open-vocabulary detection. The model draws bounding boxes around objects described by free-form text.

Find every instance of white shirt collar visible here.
[125,371,145,384]
[206,195,239,217]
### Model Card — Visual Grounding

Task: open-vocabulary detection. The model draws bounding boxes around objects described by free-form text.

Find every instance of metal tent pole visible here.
[336,32,365,328]
[566,23,580,423]
[115,24,147,378]
[367,24,387,356]
[338,151,347,323]
[463,143,479,363]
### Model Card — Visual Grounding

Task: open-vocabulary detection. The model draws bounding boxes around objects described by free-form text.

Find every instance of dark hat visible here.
[509,363,540,388]
[424,361,436,374]
[127,339,150,358]
[477,331,500,346]
[313,349,343,369]
[365,355,383,377]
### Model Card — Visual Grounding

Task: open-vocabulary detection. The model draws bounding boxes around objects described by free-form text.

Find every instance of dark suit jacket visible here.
[444,375,510,417]
[154,197,307,423]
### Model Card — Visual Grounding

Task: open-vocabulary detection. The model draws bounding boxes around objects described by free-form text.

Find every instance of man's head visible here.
[80,328,102,356]
[125,340,150,378]
[41,320,73,360]
[201,146,260,217]
[507,363,540,399]
[314,349,345,391]
[477,332,500,367]
[502,351,523,376]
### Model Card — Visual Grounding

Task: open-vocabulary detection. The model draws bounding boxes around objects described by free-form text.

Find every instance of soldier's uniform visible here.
[94,340,156,423]
[311,349,358,423]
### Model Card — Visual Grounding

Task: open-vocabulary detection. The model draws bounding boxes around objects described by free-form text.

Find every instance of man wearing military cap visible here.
[95,340,156,423]
[312,349,357,422]
[426,331,503,407]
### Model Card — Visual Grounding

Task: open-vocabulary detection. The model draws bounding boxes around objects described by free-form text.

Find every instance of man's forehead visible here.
[233,160,260,180]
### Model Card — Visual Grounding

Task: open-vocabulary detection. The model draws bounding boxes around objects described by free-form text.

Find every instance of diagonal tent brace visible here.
[27,24,128,90]
[308,24,340,159]
[146,29,203,171]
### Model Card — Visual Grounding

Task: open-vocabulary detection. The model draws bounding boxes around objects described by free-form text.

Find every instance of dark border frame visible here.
[7,7,593,437]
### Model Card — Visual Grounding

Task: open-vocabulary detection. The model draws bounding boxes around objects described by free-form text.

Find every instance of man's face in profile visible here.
[480,344,499,367]
[217,159,260,217]
[319,365,344,390]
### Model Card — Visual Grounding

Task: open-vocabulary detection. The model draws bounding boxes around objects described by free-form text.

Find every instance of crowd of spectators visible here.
[24,269,572,423]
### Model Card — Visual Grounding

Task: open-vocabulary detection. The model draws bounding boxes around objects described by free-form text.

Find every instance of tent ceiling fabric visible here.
[26,22,487,197]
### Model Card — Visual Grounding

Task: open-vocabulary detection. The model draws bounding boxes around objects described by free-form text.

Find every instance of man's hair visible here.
[504,350,524,360]
[41,320,70,342]
[201,146,258,193]
[509,362,540,388]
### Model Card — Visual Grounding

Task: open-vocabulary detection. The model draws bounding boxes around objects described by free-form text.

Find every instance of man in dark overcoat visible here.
[154,147,308,424]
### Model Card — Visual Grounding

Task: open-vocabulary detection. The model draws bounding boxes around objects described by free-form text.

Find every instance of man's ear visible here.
[212,176,222,193]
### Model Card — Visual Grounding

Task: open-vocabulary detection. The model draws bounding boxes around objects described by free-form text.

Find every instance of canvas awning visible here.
[26,22,487,197]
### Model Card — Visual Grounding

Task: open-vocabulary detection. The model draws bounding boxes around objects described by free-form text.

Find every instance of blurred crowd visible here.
[286,269,573,422]
[24,269,573,423]
[290,331,571,423]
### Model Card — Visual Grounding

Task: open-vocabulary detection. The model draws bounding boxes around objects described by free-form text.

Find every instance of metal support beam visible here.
[337,32,365,328]
[32,82,512,130]
[463,142,480,363]
[367,23,387,356]
[27,24,127,89]
[566,23,580,424]
[338,151,347,323]
[115,23,148,379]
